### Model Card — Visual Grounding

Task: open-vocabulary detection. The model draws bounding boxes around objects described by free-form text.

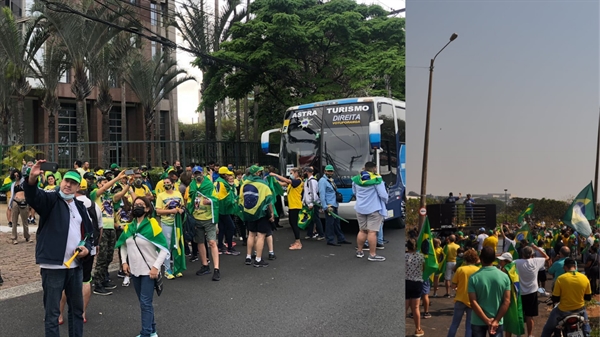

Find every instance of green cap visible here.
[457,231,463,236]
[110,163,119,169]
[488,230,494,235]
[248,165,264,175]
[63,171,82,184]
[325,165,334,171]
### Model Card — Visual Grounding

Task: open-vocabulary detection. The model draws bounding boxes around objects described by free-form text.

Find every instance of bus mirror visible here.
[261,128,281,157]
[369,120,383,149]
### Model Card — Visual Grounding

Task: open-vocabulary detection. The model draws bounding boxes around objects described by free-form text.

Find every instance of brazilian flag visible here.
[508,240,519,260]
[517,203,534,226]
[240,176,273,221]
[115,217,170,259]
[515,224,533,244]
[417,217,439,281]
[265,175,284,217]
[298,205,313,230]
[503,261,525,335]
[0,177,13,192]
[436,245,448,277]
[171,214,187,275]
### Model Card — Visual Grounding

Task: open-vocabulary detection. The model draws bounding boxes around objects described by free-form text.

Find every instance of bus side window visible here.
[377,103,397,187]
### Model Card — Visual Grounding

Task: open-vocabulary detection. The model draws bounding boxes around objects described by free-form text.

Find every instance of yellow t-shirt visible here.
[446,242,460,262]
[184,184,214,222]
[132,185,151,198]
[483,235,498,250]
[286,178,304,210]
[156,191,183,225]
[452,264,480,307]
[435,247,444,263]
[553,271,591,312]
[44,185,57,191]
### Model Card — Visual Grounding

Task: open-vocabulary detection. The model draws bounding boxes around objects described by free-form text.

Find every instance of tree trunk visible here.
[102,110,110,168]
[236,98,241,142]
[76,99,86,160]
[203,73,216,141]
[145,107,154,167]
[253,86,259,142]
[120,79,128,166]
[244,95,249,163]
[216,101,223,164]
[16,96,25,145]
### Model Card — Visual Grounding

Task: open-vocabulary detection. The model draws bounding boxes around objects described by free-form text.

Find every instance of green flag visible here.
[517,203,534,225]
[115,218,169,257]
[265,176,284,217]
[172,214,187,275]
[239,176,273,221]
[508,240,519,260]
[298,205,313,230]
[503,261,525,335]
[436,244,448,277]
[417,217,439,281]
[563,182,595,237]
[515,224,533,244]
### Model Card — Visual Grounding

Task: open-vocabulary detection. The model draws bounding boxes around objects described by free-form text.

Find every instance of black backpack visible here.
[87,205,101,247]
[182,209,196,242]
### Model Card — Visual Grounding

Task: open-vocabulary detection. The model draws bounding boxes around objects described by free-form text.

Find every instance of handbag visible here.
[329,179,343,203]
[133,235,164,296]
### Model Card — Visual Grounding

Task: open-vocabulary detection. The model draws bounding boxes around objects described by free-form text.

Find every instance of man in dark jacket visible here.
[25,160,94,337]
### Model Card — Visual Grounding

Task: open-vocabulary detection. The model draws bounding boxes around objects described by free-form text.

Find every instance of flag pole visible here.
[595,107,600,224]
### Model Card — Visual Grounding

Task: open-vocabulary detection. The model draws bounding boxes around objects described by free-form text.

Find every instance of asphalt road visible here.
[0,223,404,337]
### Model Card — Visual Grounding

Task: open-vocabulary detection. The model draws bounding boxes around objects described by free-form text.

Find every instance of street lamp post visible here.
[418,33,458,228]
[504,189,508,223]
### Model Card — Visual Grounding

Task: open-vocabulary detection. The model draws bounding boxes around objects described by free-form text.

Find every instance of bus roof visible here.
[288,97,404,111]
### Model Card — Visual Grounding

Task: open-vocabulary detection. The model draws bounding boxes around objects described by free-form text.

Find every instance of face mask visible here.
[134,179,143,187]
[195,176,203,183]
[132,206,145,218]
[303,173,308,178]
[458,253,464,258]
[164,184,172,190]
[59,190,75,200]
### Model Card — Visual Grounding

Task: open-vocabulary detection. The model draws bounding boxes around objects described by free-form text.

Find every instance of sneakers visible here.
[356,251,365,258]
[254,259,269,268]
[25,238,34,243]
[245,258,252,265]
[415,328,425,337]
[195,265,211,276]
[122,276,130,287]
[251,252,256,260]
[376,243,385,250]
[268,253,277,260]
[102,281,117,290]
[136,333,158,337]
[165,271,175,280]
[93,285,112,296]
[443,294,451,298]
[304,235,313,240]
[189,255,199,262]
[218,248,227,255]
[225,249,241,256]
[368,255,386,262]
[316,235,325,241]
[7,222,12,228]
[212,269,220,281]
[117,270,127,278]
[423,312,432,319]
[175,273,183,278]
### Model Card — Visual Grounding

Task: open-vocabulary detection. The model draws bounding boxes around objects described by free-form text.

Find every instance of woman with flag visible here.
[155,177,185,278]
[116,196,169,337]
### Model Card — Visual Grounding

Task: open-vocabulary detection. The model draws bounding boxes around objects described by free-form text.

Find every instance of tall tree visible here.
[125,53,194,164]
[0,8,48,144]
[0,58,12,146]
[173,0,246,141]
[37,0,131,159]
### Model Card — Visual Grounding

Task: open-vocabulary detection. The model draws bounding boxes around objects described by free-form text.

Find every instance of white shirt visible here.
[120,235,168,276]
[515,257,547,295]
[76,195,102,256]
[503,237,516,253]
[477,234,488,251]
[40,200,83,269]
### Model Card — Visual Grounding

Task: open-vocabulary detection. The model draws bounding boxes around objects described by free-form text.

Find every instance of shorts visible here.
[194,219,217,243]
[521,292,539,317]
[247,217,273,236]
[445,262,456,281]
[406,280,423,300]
[421,279,431,296]
[82,254,95,283]
[538,269,547,283]
[357,211,384,232]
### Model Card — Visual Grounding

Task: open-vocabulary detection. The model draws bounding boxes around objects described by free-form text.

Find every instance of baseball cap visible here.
[83,172,96,180]
[218,166,234,175]
[497,252,513,262]
[63,171,82,184]
[192,166,203,174]
[303,167,314,173]
[110,163,119,169]
[479,227,485,232]
[325,165,334,171]
[248,165,264,175]
[488,230,494,235]
[457,231,463,236]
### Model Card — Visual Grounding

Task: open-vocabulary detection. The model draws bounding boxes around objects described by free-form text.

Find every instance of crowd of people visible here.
[406,221,599,337]
[0,157,393,337]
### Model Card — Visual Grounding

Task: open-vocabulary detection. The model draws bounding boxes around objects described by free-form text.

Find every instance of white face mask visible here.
[59,190,75,200]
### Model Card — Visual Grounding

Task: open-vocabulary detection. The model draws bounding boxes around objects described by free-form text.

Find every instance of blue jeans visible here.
[471,324,503,337]
[446,301,472,337]
[540,307,590,337]
[325,207,345,244]
[305,206,324,237]
[132,275,157,337]
[41,267,84,337]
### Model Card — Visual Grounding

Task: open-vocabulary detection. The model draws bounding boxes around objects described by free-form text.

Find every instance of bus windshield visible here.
[281,111,322,171]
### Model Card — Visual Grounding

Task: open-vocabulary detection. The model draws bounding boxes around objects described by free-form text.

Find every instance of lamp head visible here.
[450,33,458,41]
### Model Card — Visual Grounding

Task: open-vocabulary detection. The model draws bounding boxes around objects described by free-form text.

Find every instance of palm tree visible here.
[37,0,131,160]
[0,7,48,145]
[0,58,12,146]
[125,53,195,164]
[173,0,246,141]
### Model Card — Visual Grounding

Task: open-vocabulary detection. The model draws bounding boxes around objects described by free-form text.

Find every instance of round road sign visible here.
[419,207,427,216]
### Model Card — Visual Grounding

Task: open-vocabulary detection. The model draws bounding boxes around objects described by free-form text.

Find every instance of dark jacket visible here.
[24,180,94,266]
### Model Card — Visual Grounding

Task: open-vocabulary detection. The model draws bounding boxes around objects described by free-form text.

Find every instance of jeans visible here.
[41,267,84,337]
[132,275,157,337]
[471,324,503,337]
[305,206,324,237]
[161,223,173,272]
[540,307,590,337]
[446,301,472,337]
[217,214,235,250]
[325,207,345,244]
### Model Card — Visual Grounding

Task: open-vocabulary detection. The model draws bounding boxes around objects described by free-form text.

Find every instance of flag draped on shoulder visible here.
[115,217,169,258]
[265,175,284,217]
[563,182,595,237]
[171,214,187,274]
[517,203,534,226]
[503,261,525,336]
[240,176,273,221]
[417,217,439,281]
[351,171,383,186]
[186,177,219,224]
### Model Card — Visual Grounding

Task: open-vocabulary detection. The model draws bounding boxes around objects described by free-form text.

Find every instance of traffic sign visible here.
[419,207,427,216]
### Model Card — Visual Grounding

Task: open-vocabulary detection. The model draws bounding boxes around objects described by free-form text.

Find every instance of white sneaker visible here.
[122,276,130,287]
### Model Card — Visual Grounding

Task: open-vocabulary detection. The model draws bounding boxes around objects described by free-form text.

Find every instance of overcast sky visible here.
[406,0,599,200]
[176,0,406,124]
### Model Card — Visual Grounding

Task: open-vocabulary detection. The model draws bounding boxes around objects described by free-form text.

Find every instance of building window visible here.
[150,3,157,26]
[159,110,168,159]
[151,41,157,58]
[59,68,71,83]
[57,104,77,168]
[109,108,122,164]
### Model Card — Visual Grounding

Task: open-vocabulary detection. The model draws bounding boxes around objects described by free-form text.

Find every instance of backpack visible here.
[87,205,101,247]
[182,209,196,242]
